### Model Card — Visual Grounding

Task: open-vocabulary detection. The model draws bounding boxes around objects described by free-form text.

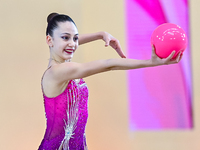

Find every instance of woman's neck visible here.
[48,56,71,67]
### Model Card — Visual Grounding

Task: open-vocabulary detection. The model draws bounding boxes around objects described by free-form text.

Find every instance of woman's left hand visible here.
[151,45,183,66]
[101,32,126,58]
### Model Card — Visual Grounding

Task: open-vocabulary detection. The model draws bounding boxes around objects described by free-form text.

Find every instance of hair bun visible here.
[47,13,59,23]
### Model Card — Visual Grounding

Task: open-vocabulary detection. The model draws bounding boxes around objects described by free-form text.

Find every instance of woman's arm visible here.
[78,32,102,45]
[79,32,126,58]
[107,47,182,70]
[49,46,182,84]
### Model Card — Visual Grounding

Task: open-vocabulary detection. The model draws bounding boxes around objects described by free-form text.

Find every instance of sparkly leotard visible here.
[38,78,88,150]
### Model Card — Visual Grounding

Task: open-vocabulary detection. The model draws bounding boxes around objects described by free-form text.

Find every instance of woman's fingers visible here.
[175,51,183,62]
[105,39,110,47]
[166,51,183,64]
[151,45,158,58]
[110,40,126,58]
[116,48,126,58]
[152,45,155,53]
[151,45,183,66]
[166,51,176,61]
[102,32,126,58]
[179,53,183,61]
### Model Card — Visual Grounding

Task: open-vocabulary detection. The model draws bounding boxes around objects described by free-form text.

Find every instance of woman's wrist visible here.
[148,59,161,67]
[79,32,102,45]
[96,31,105,40]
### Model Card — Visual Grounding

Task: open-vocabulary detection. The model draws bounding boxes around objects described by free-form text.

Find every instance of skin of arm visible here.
[50,46,182,84]
[78,31,126,58]
[78,32,103,45]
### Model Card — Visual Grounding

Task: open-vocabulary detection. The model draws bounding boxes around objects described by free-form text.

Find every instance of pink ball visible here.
[151,23,187,59]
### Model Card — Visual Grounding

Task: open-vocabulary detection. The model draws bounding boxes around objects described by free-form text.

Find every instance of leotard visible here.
[38,78,88,150]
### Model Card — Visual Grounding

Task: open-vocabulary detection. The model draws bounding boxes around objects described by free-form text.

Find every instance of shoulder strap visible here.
[41,66,52,92]
[41,66,52,81]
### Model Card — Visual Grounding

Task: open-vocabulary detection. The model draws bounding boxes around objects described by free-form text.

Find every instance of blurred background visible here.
[0,0,199,149]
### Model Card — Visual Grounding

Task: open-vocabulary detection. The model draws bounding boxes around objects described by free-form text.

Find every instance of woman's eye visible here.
[74,37,79,41]
[62,36,69,40]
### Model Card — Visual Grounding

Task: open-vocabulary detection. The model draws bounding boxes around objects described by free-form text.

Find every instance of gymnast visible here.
[38,13,182,150]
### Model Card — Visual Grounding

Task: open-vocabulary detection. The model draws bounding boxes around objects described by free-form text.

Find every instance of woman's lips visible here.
[64,49,74,54]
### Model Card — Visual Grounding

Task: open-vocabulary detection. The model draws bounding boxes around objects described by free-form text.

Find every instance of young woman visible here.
[38,13,182,150]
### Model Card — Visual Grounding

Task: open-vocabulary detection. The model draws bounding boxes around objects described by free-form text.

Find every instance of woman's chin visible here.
[65,59,71,62]
[63,56,73,62]
[63,54,73,61]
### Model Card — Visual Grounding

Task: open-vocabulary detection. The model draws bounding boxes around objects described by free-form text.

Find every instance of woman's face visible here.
[49,21,79,61]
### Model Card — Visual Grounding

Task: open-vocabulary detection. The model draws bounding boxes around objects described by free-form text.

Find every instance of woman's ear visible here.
[46,35,53,47]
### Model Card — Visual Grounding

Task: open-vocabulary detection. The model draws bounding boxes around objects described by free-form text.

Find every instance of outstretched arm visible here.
[50,45,182,84]
[78,32,126,58]
[108,45,182,70]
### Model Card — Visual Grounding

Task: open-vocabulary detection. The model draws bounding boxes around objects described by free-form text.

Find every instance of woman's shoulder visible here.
[48,62,79,74]
[41,65,70,98]
[42,64,64,82]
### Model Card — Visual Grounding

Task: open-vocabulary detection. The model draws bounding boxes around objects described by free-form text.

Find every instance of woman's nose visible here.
[68,40,75,47]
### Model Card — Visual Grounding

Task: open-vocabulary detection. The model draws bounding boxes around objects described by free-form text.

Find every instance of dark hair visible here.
[46,13,76,36]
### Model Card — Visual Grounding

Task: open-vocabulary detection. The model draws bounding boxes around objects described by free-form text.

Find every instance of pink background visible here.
[126,0,193,130]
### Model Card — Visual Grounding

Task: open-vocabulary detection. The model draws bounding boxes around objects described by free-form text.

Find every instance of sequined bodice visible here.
[38,79,88,150]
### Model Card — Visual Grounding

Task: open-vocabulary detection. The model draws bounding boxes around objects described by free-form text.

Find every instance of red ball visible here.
[151,23,187,59]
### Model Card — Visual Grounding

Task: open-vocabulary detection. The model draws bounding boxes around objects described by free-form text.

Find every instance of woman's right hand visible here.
[101,32,126,58]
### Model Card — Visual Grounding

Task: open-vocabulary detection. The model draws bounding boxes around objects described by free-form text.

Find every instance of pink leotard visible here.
[38,78,88,150]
